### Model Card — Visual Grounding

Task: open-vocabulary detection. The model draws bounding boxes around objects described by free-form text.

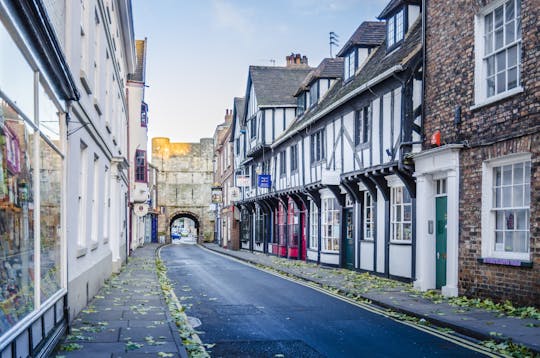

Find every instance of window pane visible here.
[485,13,493,34]
[495,28,504,50]
[502,186,512,207]
[505,21,515,44]
[487,76,495,97]
[515,231,527,252]
[515,210,527,230]
[494,187,501,207]
[496,51,506,72]
[485,33,494,54]
[494,6,504,28]
[403,223,412,241]
[524,184,530,206]
[502,164,512,185]
[496,211,504,229]
[513,185,523,206]
[513,162,523,183]
[495,231,503,244]
[495,166,502,185]
[507,67,518,89]
[504,231,514,251]
[40,138,62,302]
[506,0,515,21]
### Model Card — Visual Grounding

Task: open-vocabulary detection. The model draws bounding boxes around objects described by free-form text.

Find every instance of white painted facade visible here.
[61,0,135,319]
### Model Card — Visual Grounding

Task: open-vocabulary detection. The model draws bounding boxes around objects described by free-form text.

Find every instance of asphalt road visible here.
[161,244,487,358]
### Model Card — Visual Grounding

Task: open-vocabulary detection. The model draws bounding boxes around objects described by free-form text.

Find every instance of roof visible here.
[248,66,312,107]
[276,19,422,147]
[295,58,344,96]
[378,0,421,19]
[230,97,245,142]
[128,39,147,82]
[337,21,386,57]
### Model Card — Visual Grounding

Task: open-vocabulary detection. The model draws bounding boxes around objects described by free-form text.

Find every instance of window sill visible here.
[76,246,87,258]
[471,86,524,111]
[360,239,374,242]
[477,257,532,268]
[90,241,98,251]
[320,250,339,255]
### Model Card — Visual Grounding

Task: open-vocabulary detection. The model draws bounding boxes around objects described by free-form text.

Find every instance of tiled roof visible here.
[249,66,312,107]
[277,19,422,146]
[128,39,147,82]
[378,0,421,19]
[337,21,386,57]
[295,58,344,95]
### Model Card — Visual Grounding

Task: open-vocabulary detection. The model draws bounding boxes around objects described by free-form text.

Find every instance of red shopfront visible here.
[272,197,306,259]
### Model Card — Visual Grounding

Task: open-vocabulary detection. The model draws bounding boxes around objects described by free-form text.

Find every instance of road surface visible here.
[160,244,487,358]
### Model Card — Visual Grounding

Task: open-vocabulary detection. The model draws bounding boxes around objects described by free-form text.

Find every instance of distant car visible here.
[181,228,190,237]
[171,232,180,240]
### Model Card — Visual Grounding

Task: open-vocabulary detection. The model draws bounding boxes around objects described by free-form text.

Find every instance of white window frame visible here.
[363,191,374,240]
[387,9,405,49]
[321,196,340,253]
[390,186,412,243]
[309,201,318,249]
[344,50,355,81]
[473,0,523,108]
[481,152,531,261]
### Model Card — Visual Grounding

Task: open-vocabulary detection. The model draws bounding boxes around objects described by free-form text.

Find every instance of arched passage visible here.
[168,211,201,240]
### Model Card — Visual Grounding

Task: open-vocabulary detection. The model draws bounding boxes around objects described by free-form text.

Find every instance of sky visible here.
[132,0,388,143]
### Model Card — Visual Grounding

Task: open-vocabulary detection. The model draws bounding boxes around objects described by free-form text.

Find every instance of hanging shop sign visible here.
[211,186,223,203]
[229,187,240,202]
[134,203,149,217]
[257,174,271,188]
[236,175,250,187]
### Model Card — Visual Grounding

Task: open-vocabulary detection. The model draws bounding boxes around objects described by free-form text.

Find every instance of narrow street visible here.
[160,244,486,358]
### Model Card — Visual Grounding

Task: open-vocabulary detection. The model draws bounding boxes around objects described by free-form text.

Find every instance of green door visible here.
[435,196,447,289]
[344,208,355,269]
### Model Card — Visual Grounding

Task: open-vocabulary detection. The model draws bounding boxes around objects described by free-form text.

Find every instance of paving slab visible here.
[53,244,188,358]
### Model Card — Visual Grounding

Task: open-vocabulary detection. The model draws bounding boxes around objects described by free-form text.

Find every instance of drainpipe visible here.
[126,87,132,255]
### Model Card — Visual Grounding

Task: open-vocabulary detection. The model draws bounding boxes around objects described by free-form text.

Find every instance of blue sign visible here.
[257,174,271,188]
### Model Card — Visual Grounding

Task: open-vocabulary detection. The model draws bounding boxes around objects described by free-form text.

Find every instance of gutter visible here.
[272,65,404,148]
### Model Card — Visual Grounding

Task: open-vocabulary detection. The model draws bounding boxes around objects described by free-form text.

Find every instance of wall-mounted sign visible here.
[236,175,250,187]
[211,186,223,203]
[257,174,271,188]
[229,187,240,202]
[134,203,149,217]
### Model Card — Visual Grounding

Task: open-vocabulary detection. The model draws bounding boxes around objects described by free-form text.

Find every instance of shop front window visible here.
[0,101,36,334]
[309,201,318,249]
[287,199,299,248]
[0,24,65,334]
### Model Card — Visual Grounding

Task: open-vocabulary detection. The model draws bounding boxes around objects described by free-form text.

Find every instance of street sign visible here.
[257,174,271,188]
[211,186,223,203]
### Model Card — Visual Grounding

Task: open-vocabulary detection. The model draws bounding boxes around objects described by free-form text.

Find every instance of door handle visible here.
[437,252,440,260]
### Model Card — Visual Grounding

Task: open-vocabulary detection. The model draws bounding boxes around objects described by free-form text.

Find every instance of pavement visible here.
[53,244,188,358]
[202,243,540,355]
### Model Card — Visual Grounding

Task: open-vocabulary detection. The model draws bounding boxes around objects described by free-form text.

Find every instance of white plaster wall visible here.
[389,244,412,278]
[360,241,375,271]
[376,191,385,274]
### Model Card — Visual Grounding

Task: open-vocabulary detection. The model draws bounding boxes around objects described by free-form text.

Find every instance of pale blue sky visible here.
[132,0,388,143]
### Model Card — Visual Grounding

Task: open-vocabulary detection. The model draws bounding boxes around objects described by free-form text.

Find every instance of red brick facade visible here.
[425,0,540,305]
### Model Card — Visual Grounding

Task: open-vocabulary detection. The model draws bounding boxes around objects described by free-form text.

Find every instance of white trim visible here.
[470,86,523,111]
[481,152,531,261]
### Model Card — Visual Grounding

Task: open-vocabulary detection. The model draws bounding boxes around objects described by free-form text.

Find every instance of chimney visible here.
[224,109,232,123]
[285,52,309,68]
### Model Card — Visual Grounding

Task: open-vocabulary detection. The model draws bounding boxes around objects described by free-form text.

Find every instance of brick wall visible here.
[425,0,540,305]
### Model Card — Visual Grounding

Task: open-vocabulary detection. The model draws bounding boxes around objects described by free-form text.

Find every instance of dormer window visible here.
[344,50,356,81]
[297,92,306,116]
[387,9,405,49]
[309,81,319,106]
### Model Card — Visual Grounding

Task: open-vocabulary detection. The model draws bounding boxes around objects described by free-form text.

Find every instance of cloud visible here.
[211,0,253,34]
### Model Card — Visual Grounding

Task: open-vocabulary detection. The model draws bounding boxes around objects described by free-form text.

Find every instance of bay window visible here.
[391,186,412,242]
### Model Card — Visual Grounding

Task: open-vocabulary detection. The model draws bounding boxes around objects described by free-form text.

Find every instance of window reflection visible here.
[0,100,35,334]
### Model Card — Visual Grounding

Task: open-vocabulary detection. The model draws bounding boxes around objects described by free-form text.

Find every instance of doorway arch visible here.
[168,211,201,239]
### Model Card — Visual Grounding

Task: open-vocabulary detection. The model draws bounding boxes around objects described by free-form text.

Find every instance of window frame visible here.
[290,144,298,173]
[134,149,147,183]
[390,186,412,243]
[310,130,325,164]
[363,191,374,241]
[354,105,370,147]
[309,201,319,249]
[344,49,356,81]
[250,115,256,139]
[481,153,531,261]
[474,0,523,107]
[386,8,406,50]
[279,150,286,177]
[321,197,340,253]
[140,102,148,127]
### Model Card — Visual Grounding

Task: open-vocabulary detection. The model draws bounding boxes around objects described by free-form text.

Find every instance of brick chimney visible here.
[286,52,308,68]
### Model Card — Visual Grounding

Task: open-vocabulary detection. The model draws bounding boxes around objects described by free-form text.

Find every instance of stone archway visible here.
[168,210,202,242]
